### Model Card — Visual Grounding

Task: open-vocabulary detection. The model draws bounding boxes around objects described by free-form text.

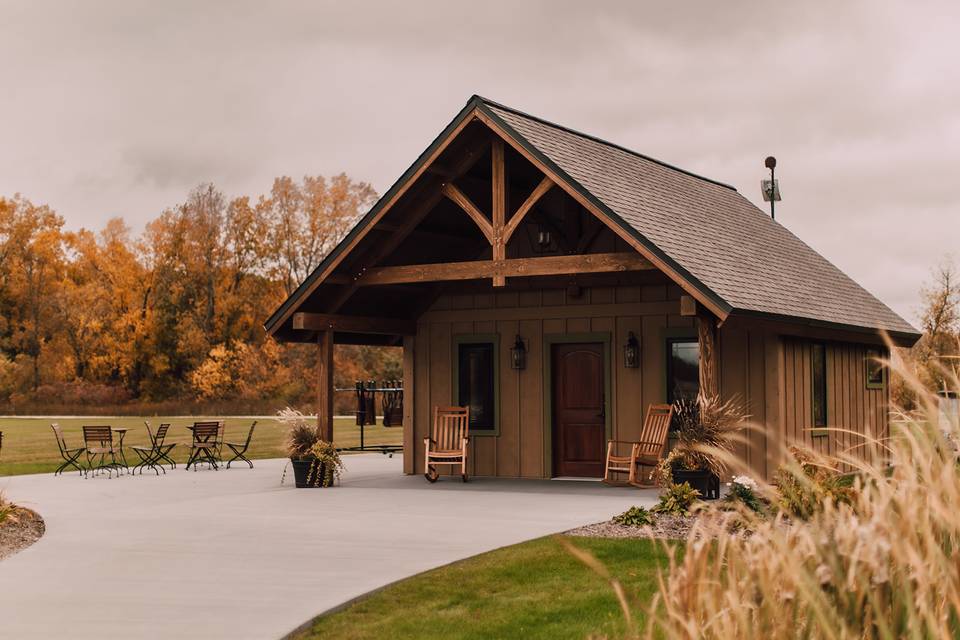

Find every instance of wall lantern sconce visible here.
[510,335,527,370]
[623,332,640,369]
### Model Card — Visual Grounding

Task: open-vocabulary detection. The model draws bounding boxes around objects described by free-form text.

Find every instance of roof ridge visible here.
[469,94,738,192]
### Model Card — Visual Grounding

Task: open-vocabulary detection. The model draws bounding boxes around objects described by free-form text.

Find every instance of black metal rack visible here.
[334,380,404,456]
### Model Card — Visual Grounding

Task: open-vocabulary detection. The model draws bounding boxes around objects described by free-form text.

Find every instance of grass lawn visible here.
[0,416,401,476]
[291,536,675,640]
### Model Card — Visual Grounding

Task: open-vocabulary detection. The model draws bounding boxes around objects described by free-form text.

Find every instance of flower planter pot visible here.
[290,459,329,488]
[672,468,720,500]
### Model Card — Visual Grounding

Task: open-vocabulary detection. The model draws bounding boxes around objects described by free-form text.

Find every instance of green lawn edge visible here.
[288,535,678,640]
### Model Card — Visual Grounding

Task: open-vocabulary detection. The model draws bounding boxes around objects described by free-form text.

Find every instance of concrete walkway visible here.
[0,455,657,639]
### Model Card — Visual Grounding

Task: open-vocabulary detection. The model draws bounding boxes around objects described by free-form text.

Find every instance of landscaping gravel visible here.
[565,514,693,540]
[0,508,45,561]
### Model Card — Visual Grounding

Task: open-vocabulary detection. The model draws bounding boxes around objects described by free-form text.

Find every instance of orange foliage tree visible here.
[0,175,398,413]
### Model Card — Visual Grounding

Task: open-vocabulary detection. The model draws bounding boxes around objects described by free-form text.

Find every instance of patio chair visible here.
[82,425,122,478]
[51,423,85,476]
[423,406,469,483]
[603,404,674,487]
[225,421,257,469]
[131,423,173,475]
[146,421,178,470]
[186,422,221,471]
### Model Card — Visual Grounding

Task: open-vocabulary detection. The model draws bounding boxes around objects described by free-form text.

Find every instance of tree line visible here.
[0,176,400,413]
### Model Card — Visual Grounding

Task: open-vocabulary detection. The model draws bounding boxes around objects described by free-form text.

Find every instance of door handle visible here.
[598,392,605,418]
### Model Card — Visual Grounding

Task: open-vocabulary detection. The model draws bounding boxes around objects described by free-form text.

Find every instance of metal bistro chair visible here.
[186,422,221,471]
[225,421,257,469]
[603,404,674,487]
[131,423,174,475]
[423,406,470,483]
[82,425,123,478]
[147,421,178,470]
[51,424,85,476]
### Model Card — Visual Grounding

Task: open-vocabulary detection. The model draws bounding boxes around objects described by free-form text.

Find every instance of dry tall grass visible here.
[645,348,960,639]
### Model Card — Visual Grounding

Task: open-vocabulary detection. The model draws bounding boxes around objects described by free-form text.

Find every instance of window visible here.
[456,341,497,433]
[865,348,884,388]
[666,338,700,405]
[811,343,827,427]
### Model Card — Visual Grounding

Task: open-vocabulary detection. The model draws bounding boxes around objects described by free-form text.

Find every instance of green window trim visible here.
[865,348,886,390]
[811,342,827,428]
[452,334,500,437]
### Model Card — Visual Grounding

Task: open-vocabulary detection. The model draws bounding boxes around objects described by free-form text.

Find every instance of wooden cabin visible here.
[264,96,920,481]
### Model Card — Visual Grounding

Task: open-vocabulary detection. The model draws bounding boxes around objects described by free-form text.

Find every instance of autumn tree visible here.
[914,259,960,392]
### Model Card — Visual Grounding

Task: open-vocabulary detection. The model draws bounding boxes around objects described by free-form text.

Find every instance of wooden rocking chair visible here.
[423,406,470,483]
[603,403,674,487]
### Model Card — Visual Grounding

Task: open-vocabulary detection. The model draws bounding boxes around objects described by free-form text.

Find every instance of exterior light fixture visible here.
[623,332,640,368]
[537,225,551,250]
[510,335,527,370]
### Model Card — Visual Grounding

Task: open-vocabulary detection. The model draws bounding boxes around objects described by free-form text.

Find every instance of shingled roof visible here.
[477,97,918,342]
[265,95,919,344]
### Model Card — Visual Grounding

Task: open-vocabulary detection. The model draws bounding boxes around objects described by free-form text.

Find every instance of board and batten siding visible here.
[400,284,890,481]
[779,338,888,466]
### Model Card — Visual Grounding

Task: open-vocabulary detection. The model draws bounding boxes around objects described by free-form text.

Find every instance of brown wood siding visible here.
[780,337,888,467]
[407,287,890,480]
[411,282,684,478]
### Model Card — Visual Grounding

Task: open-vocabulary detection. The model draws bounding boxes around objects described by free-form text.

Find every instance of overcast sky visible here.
[2,1,957,325]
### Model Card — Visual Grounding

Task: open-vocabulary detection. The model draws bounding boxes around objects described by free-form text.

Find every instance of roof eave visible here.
[473,100,734,320]
[263,96,488,335]
[727,308,921,348]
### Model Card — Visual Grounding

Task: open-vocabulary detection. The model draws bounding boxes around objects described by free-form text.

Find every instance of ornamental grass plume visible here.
[645,339,960,639]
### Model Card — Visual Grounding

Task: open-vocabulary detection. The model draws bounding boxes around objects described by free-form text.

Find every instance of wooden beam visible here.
[267,111,483,334]
[680,295,697,317]
[402,335,415,475]
[473,108,730,322]
[317,330,334,442]
[441,183,494,243]
[503,176,553,243]
[293,312,417,335]
[356,252,654,286]
[697,312,718,398]
[491,138,506,286]
[327,144,488,315]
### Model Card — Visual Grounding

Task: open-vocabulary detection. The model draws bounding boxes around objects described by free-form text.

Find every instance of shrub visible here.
[722,475,767,514]
[644,345,960,639]
[651,482,700,516]
[612,505,655,527]
[0,491,24,526]
[773,446,856,519]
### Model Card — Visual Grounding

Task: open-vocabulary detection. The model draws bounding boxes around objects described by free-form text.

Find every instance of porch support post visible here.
[317,330,335,442]
[491,138,506,287]
[402,335,415,475]
[697,312,718,398]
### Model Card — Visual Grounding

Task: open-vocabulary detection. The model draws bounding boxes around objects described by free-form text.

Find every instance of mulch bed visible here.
[565,514,694,540]
[0,508,45,561]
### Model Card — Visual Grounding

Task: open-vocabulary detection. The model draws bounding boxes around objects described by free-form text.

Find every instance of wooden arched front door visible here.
[551,342,606,478]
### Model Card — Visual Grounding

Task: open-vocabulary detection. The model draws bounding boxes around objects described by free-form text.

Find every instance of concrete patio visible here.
[0,454,656,639]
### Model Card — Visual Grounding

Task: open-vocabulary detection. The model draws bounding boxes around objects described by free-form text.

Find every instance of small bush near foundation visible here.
[612,506,654,527]
[722,475,767,514]
[651,482,700,516]
[773,446,856,520]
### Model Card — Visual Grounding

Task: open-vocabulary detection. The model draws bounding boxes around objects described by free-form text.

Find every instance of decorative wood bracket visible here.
[441,138,554,287]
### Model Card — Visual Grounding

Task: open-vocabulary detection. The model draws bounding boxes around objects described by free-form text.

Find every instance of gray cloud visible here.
[0,0,957,324]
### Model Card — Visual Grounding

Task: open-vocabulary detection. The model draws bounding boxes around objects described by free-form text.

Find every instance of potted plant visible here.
[279,408,345,488]
[654,392,748,499]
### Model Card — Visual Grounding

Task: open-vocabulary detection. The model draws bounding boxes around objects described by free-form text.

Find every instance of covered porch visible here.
[266,106,721,479]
